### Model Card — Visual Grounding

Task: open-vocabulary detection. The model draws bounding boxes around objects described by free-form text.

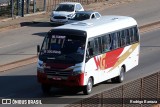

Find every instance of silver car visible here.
[50,2,84,25]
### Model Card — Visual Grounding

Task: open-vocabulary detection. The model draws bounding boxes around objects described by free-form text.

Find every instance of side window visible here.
[120,30,126,47]
[91,14,95,19]
[117,32,121,48]
[134,27,139,42]
[125,29,131,45]
[94,38,101,55]
[75,4,79,11]
[76,4,82,11]
[111,33,118,50]
[98,37,102,53]
[130,28,134,43]
[102,34,111,53]
[87,40,94,57]
[87,37,101,57]
[95,13,101,18]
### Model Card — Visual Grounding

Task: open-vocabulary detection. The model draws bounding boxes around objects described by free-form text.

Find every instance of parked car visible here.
[66,11,101,24]
[50,2,84,25]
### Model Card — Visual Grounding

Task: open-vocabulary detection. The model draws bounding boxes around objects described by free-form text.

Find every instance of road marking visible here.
[0,42,19,49]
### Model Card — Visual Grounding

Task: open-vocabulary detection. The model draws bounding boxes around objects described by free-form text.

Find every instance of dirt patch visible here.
[84,0,141,11]
[152,104,160,107]
[0,12,50,32]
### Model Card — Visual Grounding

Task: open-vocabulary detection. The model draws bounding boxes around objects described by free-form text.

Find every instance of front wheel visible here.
[83,77,93,95]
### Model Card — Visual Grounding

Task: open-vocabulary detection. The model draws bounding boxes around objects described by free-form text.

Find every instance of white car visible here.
[50,2,84,25]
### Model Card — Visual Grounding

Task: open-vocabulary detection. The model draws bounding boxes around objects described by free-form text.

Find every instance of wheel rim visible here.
[87,79,92,92]
[120,69,124,81]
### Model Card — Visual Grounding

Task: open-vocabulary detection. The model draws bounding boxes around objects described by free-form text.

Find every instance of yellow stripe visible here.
[108,43,139,72]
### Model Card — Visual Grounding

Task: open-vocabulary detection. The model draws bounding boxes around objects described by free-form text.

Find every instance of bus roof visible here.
[54,15,138,38]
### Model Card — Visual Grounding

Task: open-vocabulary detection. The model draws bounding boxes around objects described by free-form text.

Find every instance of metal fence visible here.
[66,72,160,107]
[0,0,103,20]
[0,0,46,20]
[46,0,104,12]
[0,0,11,19]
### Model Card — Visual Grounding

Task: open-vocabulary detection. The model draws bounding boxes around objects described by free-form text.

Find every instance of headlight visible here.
[51,12,54,17]
[37,60,44,73]
[72,70,82,76]
[67,14,74,18]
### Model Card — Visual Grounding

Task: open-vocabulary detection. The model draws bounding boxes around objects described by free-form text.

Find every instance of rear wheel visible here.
[41,84,51,94]
[83,78,93,95]
[111,67,125,83]
[117,67,125,83]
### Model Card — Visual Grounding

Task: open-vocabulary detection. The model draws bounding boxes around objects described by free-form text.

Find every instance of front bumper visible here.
[50,18,68,24]
[37,71,84,87]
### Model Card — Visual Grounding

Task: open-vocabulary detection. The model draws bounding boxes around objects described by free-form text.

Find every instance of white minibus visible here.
[37,15,140,95]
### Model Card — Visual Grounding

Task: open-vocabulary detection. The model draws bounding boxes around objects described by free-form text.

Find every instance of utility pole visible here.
[33,0,36,13]
[26,0,30,14]
[21,0,24,17]
[44,0,46,11]
[11,0,14,19]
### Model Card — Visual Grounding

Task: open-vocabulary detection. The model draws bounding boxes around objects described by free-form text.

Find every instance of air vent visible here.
[71,22,93,26]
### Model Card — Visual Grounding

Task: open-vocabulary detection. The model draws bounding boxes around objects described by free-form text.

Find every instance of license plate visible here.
[58,20,63,22]
[47,75,61,80]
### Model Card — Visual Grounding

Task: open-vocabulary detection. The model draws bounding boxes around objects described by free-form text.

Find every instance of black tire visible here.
[83,78,93,95]
[111,67,125,83]
[111,77,118,83]
[117,67,125,83]
[41,84,51,94]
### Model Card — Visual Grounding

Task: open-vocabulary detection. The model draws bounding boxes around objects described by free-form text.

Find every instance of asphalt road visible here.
[0,0,160,65]
[0,28,160,107]
[101,0,160,26]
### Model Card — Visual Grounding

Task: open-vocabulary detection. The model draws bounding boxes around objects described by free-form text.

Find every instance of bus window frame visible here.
[85,25,140,62]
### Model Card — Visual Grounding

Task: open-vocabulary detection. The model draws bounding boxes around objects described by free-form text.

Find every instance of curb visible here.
[0,21,43,32]
[152,104,160,107]
[0,56,37,72]
[139,21,160,29]
[0,21,160,72]
[0,11,46,22]
[0,12,48,32]
[139,20,160,34]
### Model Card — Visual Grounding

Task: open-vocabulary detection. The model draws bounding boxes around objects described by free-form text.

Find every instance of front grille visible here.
[54,16,66,19]
[45,69,72,76]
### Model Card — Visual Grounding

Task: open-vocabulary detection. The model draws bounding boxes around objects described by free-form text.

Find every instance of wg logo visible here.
[2,99,11,104]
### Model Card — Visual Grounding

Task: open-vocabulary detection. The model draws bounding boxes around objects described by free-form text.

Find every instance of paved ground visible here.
[0,0,160,106]
[0,0,140,32]
[0,0,160,69]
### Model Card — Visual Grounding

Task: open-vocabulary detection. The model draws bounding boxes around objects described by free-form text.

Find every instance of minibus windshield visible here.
[39,33,86,63]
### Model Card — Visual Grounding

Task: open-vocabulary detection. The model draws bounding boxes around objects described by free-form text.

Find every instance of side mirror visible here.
[85,48,92,62]
[37,45,40,55]
[75,10,79,12]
